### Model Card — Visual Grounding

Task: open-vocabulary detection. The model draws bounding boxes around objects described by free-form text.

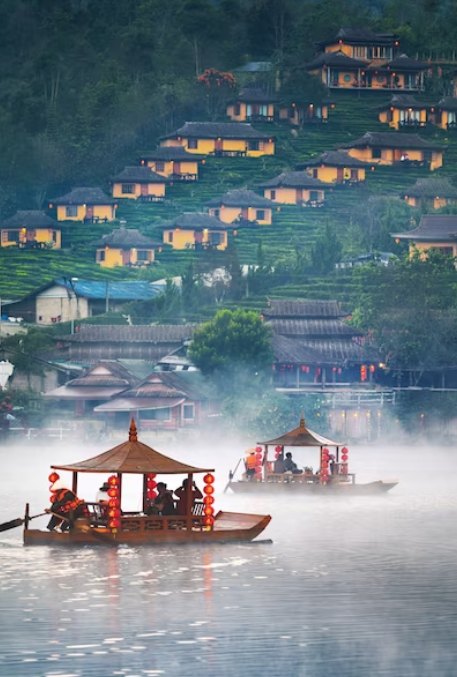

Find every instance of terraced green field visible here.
[1,89,456,308]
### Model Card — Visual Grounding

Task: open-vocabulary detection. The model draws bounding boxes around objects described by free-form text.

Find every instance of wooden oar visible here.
[223,458,242,493]
[0,512,47,533]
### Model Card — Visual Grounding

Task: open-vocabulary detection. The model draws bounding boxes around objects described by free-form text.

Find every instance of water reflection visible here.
[1,440,457,675]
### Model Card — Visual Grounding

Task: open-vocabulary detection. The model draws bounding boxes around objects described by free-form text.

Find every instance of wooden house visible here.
[263,299,376,389]
[139,146,205,181]
[5,280,167,325]
[435,97,457,130]
[161,213,229,250]
[54,325,199,363]
[402,178,457,210]
[339,132,446,171]
[306,27,427,91]
[204,189,275,225]
[111,166,170,202]
[50,187,117,223]
[296,150,372,184]
[91,225,162,268]
[392,214,457,258]
[278,99,334,126]
[159,122,275,157]
[92,370,219,432]
[226,87,276,122]
[377,94,433,130]
[0,210,61,249]
[257,172,331,207]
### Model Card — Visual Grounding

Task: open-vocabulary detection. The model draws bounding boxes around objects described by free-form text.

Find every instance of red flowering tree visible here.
[197,68,237,120]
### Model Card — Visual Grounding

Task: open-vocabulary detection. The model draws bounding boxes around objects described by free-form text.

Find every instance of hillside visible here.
[1,89,455,311]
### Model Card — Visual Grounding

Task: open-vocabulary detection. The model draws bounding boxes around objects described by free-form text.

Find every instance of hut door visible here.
[337,168,344,183]
[122,249,131,266]
[174,162,181,176]
[241,208,249,220]
[216,139,223,151]
[86,205,93,219]
[296,189,303,203]
[140,183,148,196]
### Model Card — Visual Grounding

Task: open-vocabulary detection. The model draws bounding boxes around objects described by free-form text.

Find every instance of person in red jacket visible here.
[46,479,87,532]
[174,479,203,515]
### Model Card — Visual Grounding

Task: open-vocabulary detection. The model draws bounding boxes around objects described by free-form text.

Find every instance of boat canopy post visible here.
[186,472,193,531]
[142,474,148,513]
[117,473,123,509]
[72,471,78,494]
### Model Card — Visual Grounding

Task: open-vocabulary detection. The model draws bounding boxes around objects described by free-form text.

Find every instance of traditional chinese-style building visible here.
[159,122,275,157]
[111,166,170,202]
[258,172,331,206]
[0,211,61,249]
[50,187,117,223]
[139,146,205,181]
[161,213,229,250]
[401,178,457,210]
[377,94,434,130]
[296,150,372,184]
[204,189,275,225]
[339,132,446,171]
[226,87,276,122]
[91,226,162,268]
[392,214,457,257]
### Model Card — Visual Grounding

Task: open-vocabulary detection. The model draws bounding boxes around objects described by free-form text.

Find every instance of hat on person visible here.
[99,482,110,491]
[50,479,67,492]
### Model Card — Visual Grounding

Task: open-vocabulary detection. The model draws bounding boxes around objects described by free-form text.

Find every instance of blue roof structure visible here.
[56,279,167,301]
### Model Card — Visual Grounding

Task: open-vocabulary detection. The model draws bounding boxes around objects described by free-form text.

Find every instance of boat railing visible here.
[83,502,207,532]
[264,472,355,484]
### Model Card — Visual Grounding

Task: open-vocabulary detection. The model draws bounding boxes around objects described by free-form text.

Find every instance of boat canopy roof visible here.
[259,415,343,447]
[52,420,214,475]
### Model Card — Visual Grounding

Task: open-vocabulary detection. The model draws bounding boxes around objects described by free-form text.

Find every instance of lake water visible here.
[1,438,457,677]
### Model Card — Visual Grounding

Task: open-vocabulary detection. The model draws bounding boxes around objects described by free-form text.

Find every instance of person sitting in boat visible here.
[329,455,337,475]
[174,479,203,515]
[146,482,176,516]
[274,452,286,474]
[96,481,110,503]
[46,479,87,532]
[245,450,257,480]
[284,452,302,475]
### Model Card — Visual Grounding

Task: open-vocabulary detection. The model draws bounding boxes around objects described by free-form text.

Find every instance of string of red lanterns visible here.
[254,446,263,480]
[49,472,60,502]
[321,447,329,484]
[203,473,215,528]
[107,475,121,531]
[341,447,349,475]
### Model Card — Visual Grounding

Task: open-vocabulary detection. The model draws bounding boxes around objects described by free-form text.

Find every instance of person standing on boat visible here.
[174,479,203,515]
[96,481,110,503]
[46,479,87,532]
[284,452,302,474]
[147,482,176,516]
[245,450,257,480]
[329,455,337,475]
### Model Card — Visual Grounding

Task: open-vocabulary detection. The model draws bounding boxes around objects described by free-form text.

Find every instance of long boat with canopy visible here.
[20,421,271,545]
[227,415,397,495]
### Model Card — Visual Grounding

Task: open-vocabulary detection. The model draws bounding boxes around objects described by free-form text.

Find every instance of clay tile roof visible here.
[51,187,116,205]
[339,131,445,151]
[111,166,171,183]
[1,210,60,228]
[402,178,457,199]
[296,150,371,169]
[306,50,367,70]
[257,172,331,189]
[204,189,274,208]
[376,94,430,110]
[333,27,395,43]
[263,299,343,318]
[236,87,277,103]
[52,420,213,474]
[160,121,272,141]
[60,324,198,343]
[259,414,342,446]
[384,54,428,70]
[139,147,206,161]
[90,227,161,248]
[161,212,229,230]
[392,214,457,241]
[437,96,457,111]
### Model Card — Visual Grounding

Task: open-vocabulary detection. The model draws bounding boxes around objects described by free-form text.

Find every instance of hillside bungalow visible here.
[306,27,427,91]
[161,213,229,250]
[5,279,167,325]
[91,225,162,268]
[258,172,331,207]
[226,87,276,122]
[159,122,275,157]
[263,299,377,389]
[435,97,457,130]
[339,132,446,171]
[111,166,170,202]
[43,360,149,417]
[278,98,334,126]
[296,150,372,184]
[54,325,199,364]
[50,187,117,223]
[204,189,275,225]
[0,210,61,249]
[92,371,219,432]
[139,146,205,181]
[402,178,457,210]
[377,94,434,130]
[392,214,457,258]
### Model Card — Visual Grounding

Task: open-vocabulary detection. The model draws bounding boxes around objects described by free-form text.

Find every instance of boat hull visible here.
[23,511,271,546]
[228,480,397,496]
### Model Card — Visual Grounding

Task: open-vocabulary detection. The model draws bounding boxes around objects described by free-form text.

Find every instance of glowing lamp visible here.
[49,203,53,209]
[141,160,145,165]
[108,508,121,519]
[108,519,121,529]
[49,472,60,483]
[108,476,118,486]
[204,516,214,527]
[342,454,348,462]
[204,473,215,484]
[204,485,214,495]
[107,488,118,498]
[203,495,215,505]
[204,506,214,516]
[108,499,120,508]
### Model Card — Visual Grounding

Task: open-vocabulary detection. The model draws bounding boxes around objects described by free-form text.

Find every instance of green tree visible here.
[188,308,272,376]
[3,328,54,388]
[310,223,342,274]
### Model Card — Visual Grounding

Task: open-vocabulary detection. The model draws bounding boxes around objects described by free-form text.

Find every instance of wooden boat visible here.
[22,420,271,546]
[227,415,398,496]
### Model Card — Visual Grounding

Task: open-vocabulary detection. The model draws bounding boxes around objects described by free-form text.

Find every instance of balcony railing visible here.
[137,195,165,203]
[246,114,274,122]
[171,173,197,182]
[210,149,247,158]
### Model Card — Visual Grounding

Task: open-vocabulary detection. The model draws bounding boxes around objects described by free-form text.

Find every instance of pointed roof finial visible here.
[300,412,306,429]
[129,418,138,442]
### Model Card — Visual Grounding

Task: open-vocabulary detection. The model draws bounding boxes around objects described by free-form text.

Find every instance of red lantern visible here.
[204,485,214,495]
[321,460,329,469]
[203,473,215,484]
[108,476,118,487]
[203,495,215,505]
[48,472,59,483]
[108,519,121,529]
[322,448,329,458]
[255,446,262,453]
[108,498,120,508]
[147,480,157,490]
[107,488,118,498]
[204,506,214,516]
[204,516,214,527]
[108,508,121,519]
[321,467,329,475]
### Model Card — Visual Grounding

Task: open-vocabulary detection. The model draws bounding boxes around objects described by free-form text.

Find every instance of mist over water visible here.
[1,437,457,676]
